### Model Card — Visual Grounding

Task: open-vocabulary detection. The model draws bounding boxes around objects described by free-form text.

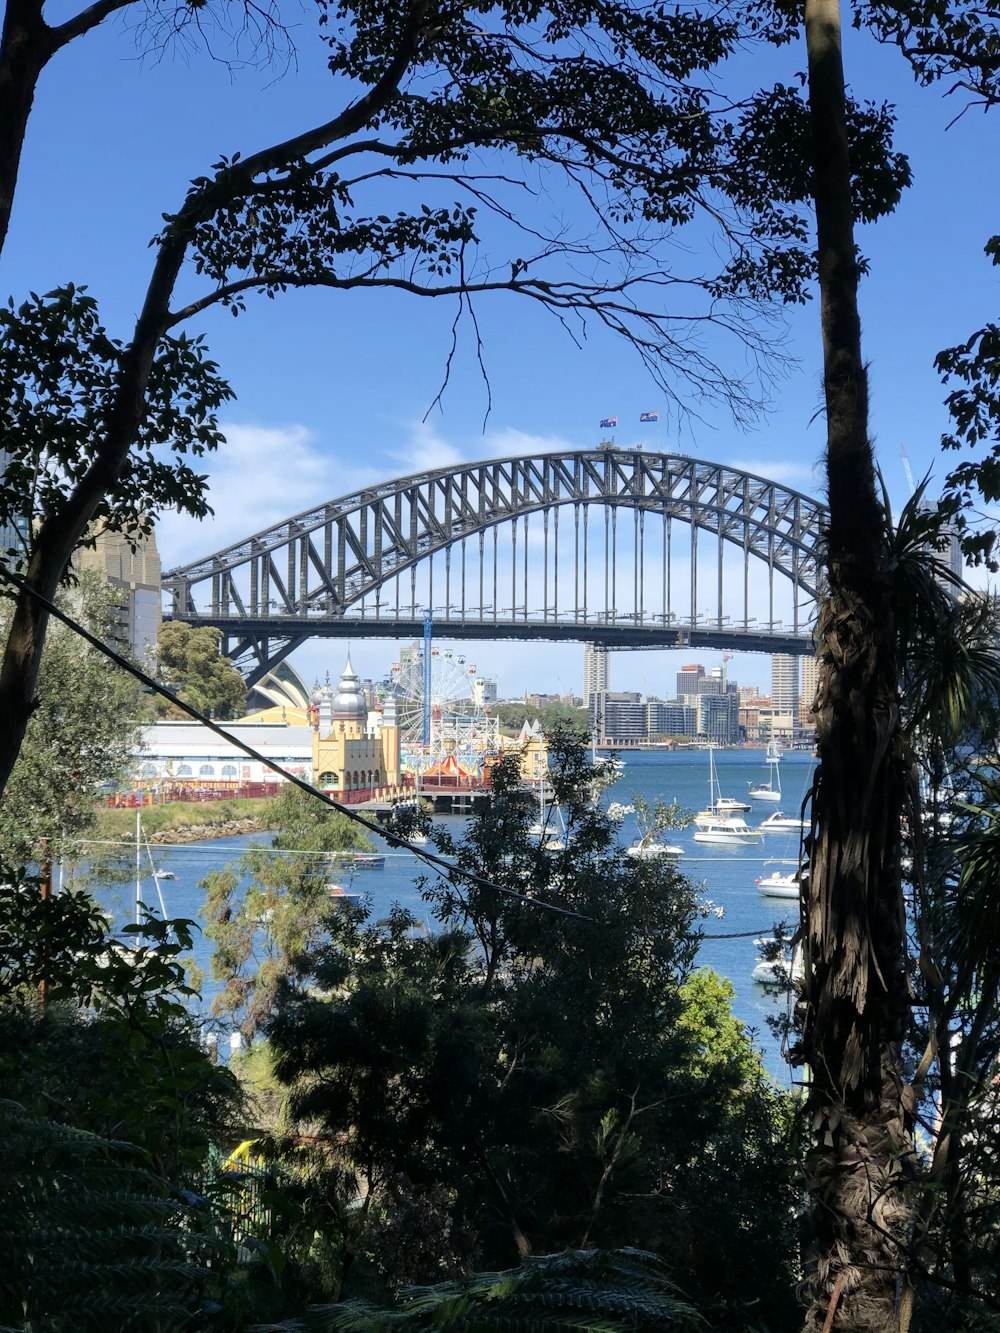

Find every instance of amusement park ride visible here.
[384,612,500,781]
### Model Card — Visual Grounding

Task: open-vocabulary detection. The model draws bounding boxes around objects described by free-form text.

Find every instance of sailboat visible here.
[692,745,751,826]
[132,810,173,928]
[748,741,782,803]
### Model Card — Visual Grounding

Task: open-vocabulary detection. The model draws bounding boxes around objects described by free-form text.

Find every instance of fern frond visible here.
[249,1248,708,1330]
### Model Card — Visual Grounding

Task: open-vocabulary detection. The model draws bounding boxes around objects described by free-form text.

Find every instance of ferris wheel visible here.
[387,646,483,750]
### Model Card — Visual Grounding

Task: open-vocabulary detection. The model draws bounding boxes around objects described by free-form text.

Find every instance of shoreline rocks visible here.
[145,818,275,845]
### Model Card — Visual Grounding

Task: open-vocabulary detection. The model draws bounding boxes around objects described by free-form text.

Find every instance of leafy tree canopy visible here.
[0,572,142,864]
[156,621,248,720]
[0,0,912,801]
[491,698,587,736]
[202,783,374,1038]
[257,734,798,1326]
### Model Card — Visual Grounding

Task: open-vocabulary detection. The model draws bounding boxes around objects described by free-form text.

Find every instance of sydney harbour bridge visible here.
[163,447,827,686]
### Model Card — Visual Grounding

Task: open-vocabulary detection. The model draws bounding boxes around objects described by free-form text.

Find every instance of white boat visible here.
[590,735,625,781]
[328,884,362,909]
[752,937,803,985]
[405,830,429,845]
[532,785,571,850]
[692,746,751,825]
[760,810,808,833]
[748,741,782,803]
[713,795,753,814]
[755,862,805,898]
[626,835,684,859]
[692,816,763,846]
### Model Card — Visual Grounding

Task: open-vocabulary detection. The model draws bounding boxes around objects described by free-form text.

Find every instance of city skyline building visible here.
[676,663,705,707]
[770,653,800,720]
[699,691,740,744]
[800,655,820,726]
[583,643,610,707]
[0,449,29,565]
[75,523,162,668]
[589,690,645,743]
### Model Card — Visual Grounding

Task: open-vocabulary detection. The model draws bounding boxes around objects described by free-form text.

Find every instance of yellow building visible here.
[312,655,404,799]
[514,719,549,784]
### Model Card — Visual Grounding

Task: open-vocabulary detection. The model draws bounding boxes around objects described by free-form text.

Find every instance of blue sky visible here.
[3,7,996,701]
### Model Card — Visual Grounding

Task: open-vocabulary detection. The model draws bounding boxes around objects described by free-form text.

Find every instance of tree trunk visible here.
[0,0,58,252]
[799,0,914,1328]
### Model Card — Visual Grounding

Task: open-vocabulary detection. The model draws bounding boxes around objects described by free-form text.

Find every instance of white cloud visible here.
[155,416,581,575]
[383,418,579,476]
[727,456,823,491]
[156,421,388,571]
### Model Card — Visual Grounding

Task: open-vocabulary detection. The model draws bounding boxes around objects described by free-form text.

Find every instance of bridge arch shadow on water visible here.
[163,447,827,685]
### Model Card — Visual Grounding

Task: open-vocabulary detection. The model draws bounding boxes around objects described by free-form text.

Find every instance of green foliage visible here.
[0,285,231,562]
[0,574,143,864]
[627,793,690,846]
[856,1,1000,565]
[155,622,247,720]
[202,784,374,1037]
[0,1098,222,1332]
[492,701,588,737]
[261,734,799,1327]
[0,900,242,1173]
[255,1247,708,1330]
[0,865,110,1003]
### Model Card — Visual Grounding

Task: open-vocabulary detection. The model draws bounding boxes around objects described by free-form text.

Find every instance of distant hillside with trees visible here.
[491,699,588,737]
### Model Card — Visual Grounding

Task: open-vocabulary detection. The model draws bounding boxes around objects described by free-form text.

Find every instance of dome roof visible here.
[332,654,367,721]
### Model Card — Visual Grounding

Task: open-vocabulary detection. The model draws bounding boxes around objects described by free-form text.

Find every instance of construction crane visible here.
[900,443,917,497]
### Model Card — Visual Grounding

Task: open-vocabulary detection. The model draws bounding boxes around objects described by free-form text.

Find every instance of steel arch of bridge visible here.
[163,448,828,685]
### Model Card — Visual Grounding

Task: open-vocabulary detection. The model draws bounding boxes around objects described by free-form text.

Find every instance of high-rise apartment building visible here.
[800,655,820,726]
[0,450,29,565]
[590,691,645,743]
[75,524,162,667]
[648,700,697,737]
[675,663,705,703]
[700,691,740,744]
[770,654,800,717]
[583,643,610,707]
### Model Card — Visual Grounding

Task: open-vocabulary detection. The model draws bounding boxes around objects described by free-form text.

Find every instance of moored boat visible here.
[755,862,805,898]
[760,810,808,833]
[692,746,752,824]
[626,835,684,859]
[692,816,763,846]
[751,937,803,984]
[749,742,783,803]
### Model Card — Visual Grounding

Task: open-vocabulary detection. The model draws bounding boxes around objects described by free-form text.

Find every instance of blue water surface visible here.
[95,748,815,1083]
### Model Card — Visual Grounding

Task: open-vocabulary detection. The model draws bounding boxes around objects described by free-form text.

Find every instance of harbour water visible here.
[96,748,815,1083]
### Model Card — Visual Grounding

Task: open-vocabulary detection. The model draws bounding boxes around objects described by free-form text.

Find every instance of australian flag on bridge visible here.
[599,416,617,429]
[640,411,659,423]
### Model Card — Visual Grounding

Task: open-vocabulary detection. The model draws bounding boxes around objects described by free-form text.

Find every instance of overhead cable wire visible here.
[0,567,590,920]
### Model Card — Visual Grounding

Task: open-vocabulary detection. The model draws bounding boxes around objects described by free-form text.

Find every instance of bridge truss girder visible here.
[163,449,827,684]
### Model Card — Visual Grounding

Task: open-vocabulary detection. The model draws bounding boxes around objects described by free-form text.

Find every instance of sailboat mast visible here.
[135,807,142,928]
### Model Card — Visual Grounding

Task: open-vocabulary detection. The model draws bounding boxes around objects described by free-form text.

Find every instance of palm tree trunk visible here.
[800,0,914,1327]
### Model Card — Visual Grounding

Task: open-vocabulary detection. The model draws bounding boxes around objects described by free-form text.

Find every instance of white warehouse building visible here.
[132,720,315,798]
